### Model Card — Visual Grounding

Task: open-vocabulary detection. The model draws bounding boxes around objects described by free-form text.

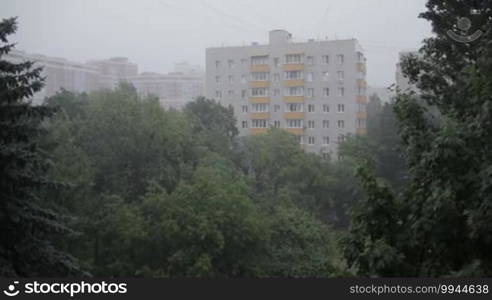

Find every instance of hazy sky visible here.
[1,0,432,87]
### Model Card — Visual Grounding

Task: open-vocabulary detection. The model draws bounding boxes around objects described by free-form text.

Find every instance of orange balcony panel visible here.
[249,112,270,119]
[283,96,304,103]
[249,128,268,135]
[283,79,304,87]
[283,112,305,119]
[249,81,270,88]
[356,128,367,135]
[356,96,367,103]
[356,62,366,73]
[250,64,269,72]
[357,79,367,88]
[357,111,367,119]
[249,97,270,103]
[282,63,304,71]
[284,128,304,135]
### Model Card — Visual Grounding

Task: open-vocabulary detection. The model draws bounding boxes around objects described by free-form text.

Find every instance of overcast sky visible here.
[1,0,432,87]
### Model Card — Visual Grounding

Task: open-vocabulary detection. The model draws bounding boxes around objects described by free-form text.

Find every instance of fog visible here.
[1,0,431,87]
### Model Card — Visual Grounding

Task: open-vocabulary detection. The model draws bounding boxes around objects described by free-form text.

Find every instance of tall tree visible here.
[0,17,79,276]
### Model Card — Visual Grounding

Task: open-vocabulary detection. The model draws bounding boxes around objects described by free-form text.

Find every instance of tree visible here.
[344,0,492,276]
[0,17,79,276]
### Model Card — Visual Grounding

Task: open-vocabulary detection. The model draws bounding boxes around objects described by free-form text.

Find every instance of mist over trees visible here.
[2,0,492,278]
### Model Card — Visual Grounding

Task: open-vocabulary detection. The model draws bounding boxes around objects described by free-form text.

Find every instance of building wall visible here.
[205,30,367,156]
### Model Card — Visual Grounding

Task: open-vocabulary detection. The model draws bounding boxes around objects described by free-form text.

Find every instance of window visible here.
[285,103,303,112]
[322,71,330,81]
[216,90,222,99]
[308,136,315,145]
[215,60,221,68]
[228,90,234,97]
[357,118,366,128]
[228,75,234,84]
[307,56,314,65]
[242,121,248,128]
[285,54,302,64]
[273,73,280,81]
[323,120,329,128]
[273,88,280,96]
[323,136,330,145]
[322,55,329,64]
[252,119,267,128]
[215,76,221,84]
[338,87,345,97]
[308,104,315,112]
[357,86,365,96]
[286,119,303,128]
[274,57,280,67]
[294,135,303,144]
[274,104,281,112]
[323,104,330,113]
[285,86,304,96]
[251,87,268,97]
[337,54,344,64]
[357,52,364,63]
[323,88,330,97]
[337,104,345,112]
[337,71,344,81]
[241,89,247,98]
[251,72,269,81]
[306,72,313,82]
[273,120,281,128]
[322,152,330,160]
[241,105,248,113]
[228,59,235,68]
[284,71,303,80]
[337,120,345,128]
[338,134,345,142]
[307,88,314,98]
[358,103,366,112]
[252,103,269,112]
[251,55,268,65]
[241,74,247,83]
[307,120,315,129]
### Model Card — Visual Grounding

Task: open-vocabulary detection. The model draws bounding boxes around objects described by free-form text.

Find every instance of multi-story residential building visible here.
[395,50,420,94]
[205,29,367,156]
[87,57,139,90]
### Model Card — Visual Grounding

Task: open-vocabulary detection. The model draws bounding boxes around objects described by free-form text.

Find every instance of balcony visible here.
[249,81,269,88]
[249,128,268,135]
[356,111,367,119]
[356,62,366,73]
[283,79,304,87]
[249,112,270,119]
[356,128,367,135]
[283,112,305,119]
[284,128,304,135]
[248,97,270,103]
[356,96,367,103]
[282,63,304,71]
[357,79,367,88]
[283,96,304,103]
[250,64,269,72]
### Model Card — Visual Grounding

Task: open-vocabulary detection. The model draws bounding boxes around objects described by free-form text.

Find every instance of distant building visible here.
[395,51,420,94]
[367,86,395,103]
[5,51,204,108]
[205,29,367,156]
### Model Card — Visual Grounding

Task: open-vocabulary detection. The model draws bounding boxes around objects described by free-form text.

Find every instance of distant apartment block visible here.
[205,30,367,156]
[5,50,204,108]
[395,51,420,94]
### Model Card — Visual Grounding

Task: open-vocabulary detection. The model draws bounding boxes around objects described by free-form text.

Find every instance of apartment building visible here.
[395,51,420,94]
[205,30,367,156]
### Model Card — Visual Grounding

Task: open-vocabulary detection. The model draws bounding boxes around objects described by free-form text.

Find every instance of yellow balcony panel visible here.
[284,128,304,135]
[282,63,304,71]
[249,97,270,103]
[283,96,304,103]
[249,81,270,88]
[283,79,304,87]
[357,79,367,88]
[283,112,305,119]
[356,96,368,103]
[249,128,268,135]
[250,64,269,72]
[356,62,366,73]
[357,111,367,119]
[356,128,367,135]
[249,112,270,119]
